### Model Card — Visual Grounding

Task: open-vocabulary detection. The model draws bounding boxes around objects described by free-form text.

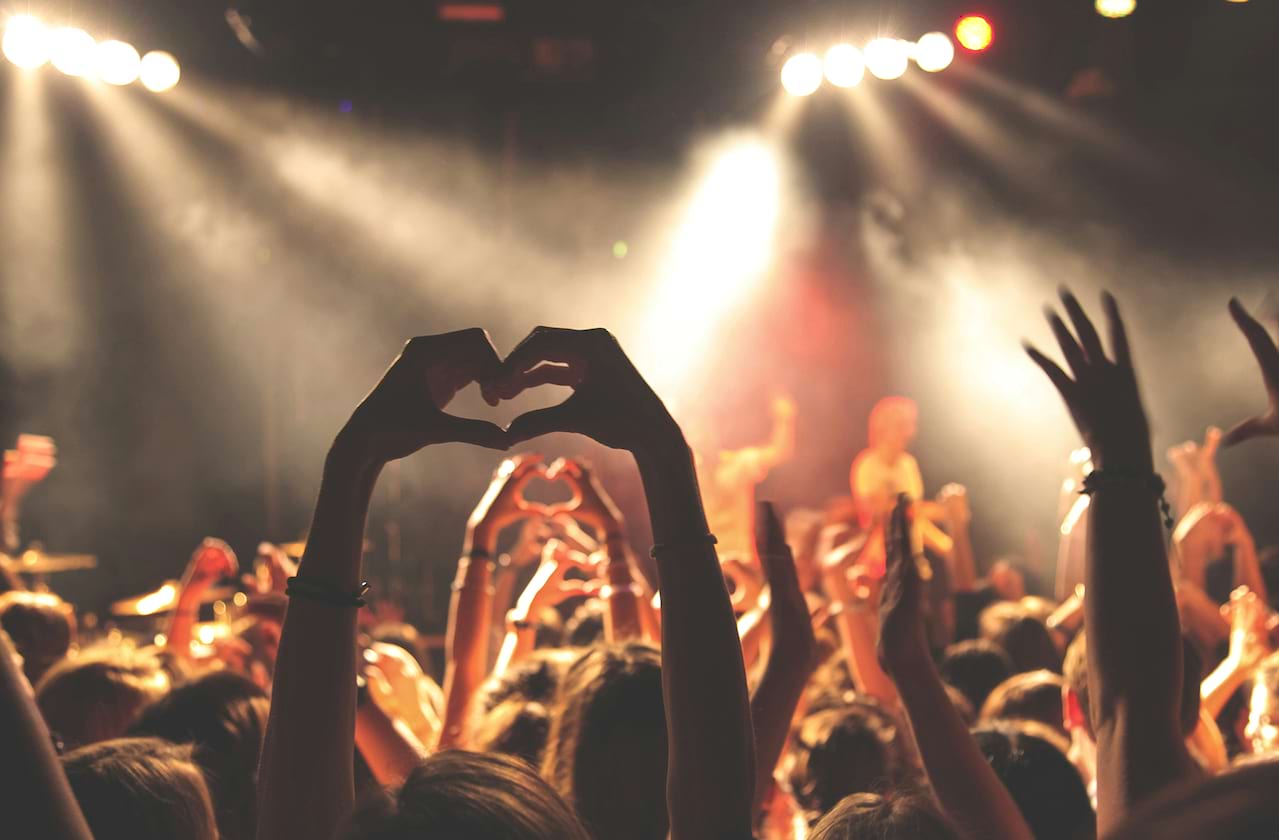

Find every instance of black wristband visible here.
[286,576,370,608]
[1080,469,1175,531]
[650,533,718,560]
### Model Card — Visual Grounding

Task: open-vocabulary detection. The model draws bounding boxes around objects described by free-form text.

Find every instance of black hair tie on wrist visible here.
[285,576,370,608]
[650,533,718,560]
[1080,469,1175,531]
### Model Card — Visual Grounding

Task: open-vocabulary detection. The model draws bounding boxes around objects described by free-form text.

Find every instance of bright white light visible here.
[94,39,141,86]
[3,16,52,69]
[1095,0,1136,18]
[824,44,865,88]
[780,52,823,97]
[139,51,180,92]
[50,28,96,77]
[914,32,955,73]
[864,38,910,80]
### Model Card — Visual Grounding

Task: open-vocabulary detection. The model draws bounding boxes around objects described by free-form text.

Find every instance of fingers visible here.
[1060,289,1105,364]
[437,414,510,450]
[1222,415,1271,448]
[490,363,582,402]
[754,501,791,574]
[1230,297,1279,383]
[1102,291,1132,371]
[507,401,581,446]
[493,327,591,398]
[1047,310,1089,379]
[1023,342,1077,402]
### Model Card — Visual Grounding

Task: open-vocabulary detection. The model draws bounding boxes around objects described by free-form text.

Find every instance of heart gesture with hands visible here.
[508,539,602,625]
[466,455,570,551]
[545,458,626,540]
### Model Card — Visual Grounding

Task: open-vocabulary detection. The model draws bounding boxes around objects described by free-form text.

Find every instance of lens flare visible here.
[94,39,141,86]
[823,44,865,88]
[914,32,955,73]
[1095,0,1136,18]
[139,50,181,92]
[955,15,994,51]
[50,28,96,77]
[3,16,52,69]
[780,52,823,97]
[864,38,909,81]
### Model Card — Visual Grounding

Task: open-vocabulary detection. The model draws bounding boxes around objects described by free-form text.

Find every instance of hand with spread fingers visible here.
[1224,297,1279,446]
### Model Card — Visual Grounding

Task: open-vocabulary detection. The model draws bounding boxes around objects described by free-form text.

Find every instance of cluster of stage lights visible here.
[781,17,992,97]
[2,15,180,91]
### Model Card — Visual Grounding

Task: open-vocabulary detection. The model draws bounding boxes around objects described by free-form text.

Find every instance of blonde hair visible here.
[36,646,170,748]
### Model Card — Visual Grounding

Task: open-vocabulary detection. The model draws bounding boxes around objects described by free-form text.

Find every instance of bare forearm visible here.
[438,553,494,748]
[355,700,428,786]
[948,518,978,592]
[1234,540,1265,605]
[603,549,644,643]
[749,638,814,818]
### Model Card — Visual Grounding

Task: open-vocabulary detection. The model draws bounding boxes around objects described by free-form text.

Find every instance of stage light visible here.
[50,28,96,77]
[864,38,909,80]
[955,15,993,51]
[1095,0,1135,17]
[823,44,865,88]
[780,52,823,97]
[914,32,955,72]
[139,50,181,92]
[612,240,629,259]
[94,39,141,85]
[3,15,52,69]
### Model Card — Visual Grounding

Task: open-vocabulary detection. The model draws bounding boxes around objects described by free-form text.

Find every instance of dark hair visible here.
[786,700,912,824]
[62,737,217,840]
[938,639,1014,713]
[129,670,269,840]
[473,699,552,768]
[542,643,668,840]
[339,750,589,840]
[981,670,1068,736]
[0,590,74,685]
[808,790,961,840]
[1065,632,1200,738]
[972,722,1096,840]
[978,602,1062,674]
[36,646,170,748]
[564,599,607,648]
[479,648,573,713]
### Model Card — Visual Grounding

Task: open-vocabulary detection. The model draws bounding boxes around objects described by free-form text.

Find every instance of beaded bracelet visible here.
[650,533,718,560]
[285,576,370,608]
[1080,469,1175,531]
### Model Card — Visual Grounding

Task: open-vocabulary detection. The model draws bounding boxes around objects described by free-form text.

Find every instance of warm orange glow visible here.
[438,4,506,22]
[955,15,994,52]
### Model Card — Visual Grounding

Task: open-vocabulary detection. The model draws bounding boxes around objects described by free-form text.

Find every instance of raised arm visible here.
[877,497,1035,840]
[256,329,508,840]
[1222,298,1279,446]
[1025,290,1196,832]
[165,539,238,661]
[497,326,755,840]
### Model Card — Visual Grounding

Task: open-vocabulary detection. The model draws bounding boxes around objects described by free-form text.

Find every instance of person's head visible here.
[785,701,912,825]
[938,639,1014,713]
[1065,632,1200,741]
[972,721,1095,840]
[62,737,217,840]
[867,397,918,454]
[542,643,667,840]
[807,791,961,840]
[37,646,170,748]
[0,590,75,685]
[473,698,551,768]
[563,599,607,647]
[988,559,1027,601]
[340,750,590,840]
[1246,651,1279,755]
[981,670,1068,738]
[129,670,269,840]
[978,603,1062,674]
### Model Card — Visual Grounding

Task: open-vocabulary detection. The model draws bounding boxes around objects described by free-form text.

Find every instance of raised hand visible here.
[545,457,625,539]
[186,538,239,583]
[877,496,926,672]
[1224,298,1279,446]
[338,329,508,463]
[1024,290,1151,472]
[466,455,552,551]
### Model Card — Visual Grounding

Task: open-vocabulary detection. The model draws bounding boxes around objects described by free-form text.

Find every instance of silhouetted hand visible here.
[338,329,508,463]
[877,496,926,672]
[1025,290,1152,472]
[1224,298,1279,446]
[755,501,817,665]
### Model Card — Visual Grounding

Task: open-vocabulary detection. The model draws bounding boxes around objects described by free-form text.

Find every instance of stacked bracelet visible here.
[285,576,370,608]
[1080,469,1175,531]
[650,533,718,560]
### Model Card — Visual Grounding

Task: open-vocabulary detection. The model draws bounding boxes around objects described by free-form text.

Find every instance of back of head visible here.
[973,721,1095,840]
[340,750,589,840]
[62,737,217,840]
[473,698,551,768]
[786,700,911,824]
[130,669,269,840]
[981,670,1068,737]
[543,642,667,840]
[808,791,961,840]
[978,602,1062,674]
[0,590,75,684]
[36,645,169,748]
[939,639,1014,713]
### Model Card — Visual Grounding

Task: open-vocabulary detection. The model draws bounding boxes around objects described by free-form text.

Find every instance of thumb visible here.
[1222,415,1272,448]
[507,402,579,446]
[437,414,510,450]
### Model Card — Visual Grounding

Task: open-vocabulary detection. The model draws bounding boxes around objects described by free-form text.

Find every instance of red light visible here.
[438,3,506,22]
[955,15,993,51]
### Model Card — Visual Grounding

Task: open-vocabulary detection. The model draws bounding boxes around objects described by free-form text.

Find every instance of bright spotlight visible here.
[823,44,865,88]
[94,39,141,85]
[864,38,909,81]
[780,52,823,97]
[914,32,955,73]
[955,15,994,51]
[139,50,181,92]
[3,16,52,69]
[1095,0,1136,17]
[50,28,96,77]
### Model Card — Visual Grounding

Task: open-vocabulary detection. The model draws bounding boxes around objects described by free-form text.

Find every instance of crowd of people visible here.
[3,292,1279,839]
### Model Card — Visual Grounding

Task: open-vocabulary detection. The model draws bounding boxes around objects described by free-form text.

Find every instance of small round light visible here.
[612,240,629,259]
[1095,0,1136,18]
[823,44,865,88]
[914,32,955,73]
[50,28,96,77]
[864,38,910,81]
[780,52,823,97]
[3,16,51,69]
[955,15,994,52]
[139,50,180,92]
[94,39,141,86]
